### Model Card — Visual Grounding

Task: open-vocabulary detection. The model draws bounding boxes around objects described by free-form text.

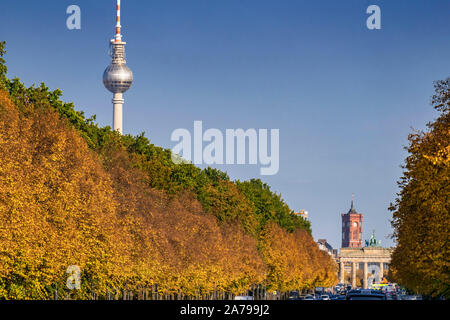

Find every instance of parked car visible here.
[303,295,315,300]
[288,291,300,300]
[320,295,330,300]
[234,295,254,300]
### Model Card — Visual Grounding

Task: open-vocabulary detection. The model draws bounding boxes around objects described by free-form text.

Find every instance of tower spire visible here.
[115,0,122,42]
[349,194,356,213]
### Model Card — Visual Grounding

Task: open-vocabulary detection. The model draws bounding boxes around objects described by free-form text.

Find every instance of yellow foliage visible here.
[390,79,450,298]
[0,89,337,299]
[259,222,337,292]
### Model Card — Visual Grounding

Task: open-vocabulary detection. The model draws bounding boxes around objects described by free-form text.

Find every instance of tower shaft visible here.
[113,92,124,134]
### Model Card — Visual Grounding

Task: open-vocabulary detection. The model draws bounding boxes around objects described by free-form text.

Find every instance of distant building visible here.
[338,200,393,289]
[341,199,363,248]
[338,246,393,289]
[294,210,308,219]
[317,239,338,260]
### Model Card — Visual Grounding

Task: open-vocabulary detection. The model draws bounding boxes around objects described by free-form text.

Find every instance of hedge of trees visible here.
[389,78,450,299]
[0,42,337,299]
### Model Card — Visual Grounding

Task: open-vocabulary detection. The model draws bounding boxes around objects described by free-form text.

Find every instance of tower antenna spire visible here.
[103,0,133,134]
[115,0,122,42]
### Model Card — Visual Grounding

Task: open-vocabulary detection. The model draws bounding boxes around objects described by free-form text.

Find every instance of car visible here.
[234,295,254,300]
[386,292,398,300]
[303,295,315,300]
[346,289,386,300]
[288,291,300,300]
[320,295,330,300]
[402,295,422,300]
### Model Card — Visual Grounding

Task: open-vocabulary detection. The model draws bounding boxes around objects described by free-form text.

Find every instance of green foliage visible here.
[0,41,7,89]
[236,179,311,234]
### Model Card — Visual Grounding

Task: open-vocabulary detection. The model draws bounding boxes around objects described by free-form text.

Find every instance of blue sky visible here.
[1,0,449,249]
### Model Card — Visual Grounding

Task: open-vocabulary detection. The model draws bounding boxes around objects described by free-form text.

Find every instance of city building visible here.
[338,242,392,289]
[341,199,363,248]
[317,239,338,260]
[294,210,308,220]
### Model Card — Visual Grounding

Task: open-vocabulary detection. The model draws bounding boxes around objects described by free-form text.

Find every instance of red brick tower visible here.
[341,198,363,248]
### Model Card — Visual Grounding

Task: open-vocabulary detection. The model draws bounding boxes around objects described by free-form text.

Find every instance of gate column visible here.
[351,262,356,288]
[379,261,384,283]
[363,262,368,289]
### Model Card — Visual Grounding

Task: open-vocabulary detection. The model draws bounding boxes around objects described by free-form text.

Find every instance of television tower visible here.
[103,0,133,134]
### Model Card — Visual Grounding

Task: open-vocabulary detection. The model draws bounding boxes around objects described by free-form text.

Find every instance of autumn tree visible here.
[390,78,450,298]
[0,42,7,90]
[0,89,127,299]
[0,41,338,299]
[236,179,311,234]
[259,222,337,293]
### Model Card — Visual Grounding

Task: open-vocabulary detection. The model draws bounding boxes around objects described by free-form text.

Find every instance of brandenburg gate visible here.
[338,246,393,289]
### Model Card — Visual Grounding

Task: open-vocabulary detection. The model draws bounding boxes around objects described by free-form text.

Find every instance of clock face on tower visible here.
[353,222,358,228]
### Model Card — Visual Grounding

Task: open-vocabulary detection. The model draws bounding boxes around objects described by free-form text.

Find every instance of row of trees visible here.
[389,78,450,298]
[0,41,337,299]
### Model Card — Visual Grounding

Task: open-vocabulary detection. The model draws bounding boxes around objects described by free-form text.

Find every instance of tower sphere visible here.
[103,64,133,94]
